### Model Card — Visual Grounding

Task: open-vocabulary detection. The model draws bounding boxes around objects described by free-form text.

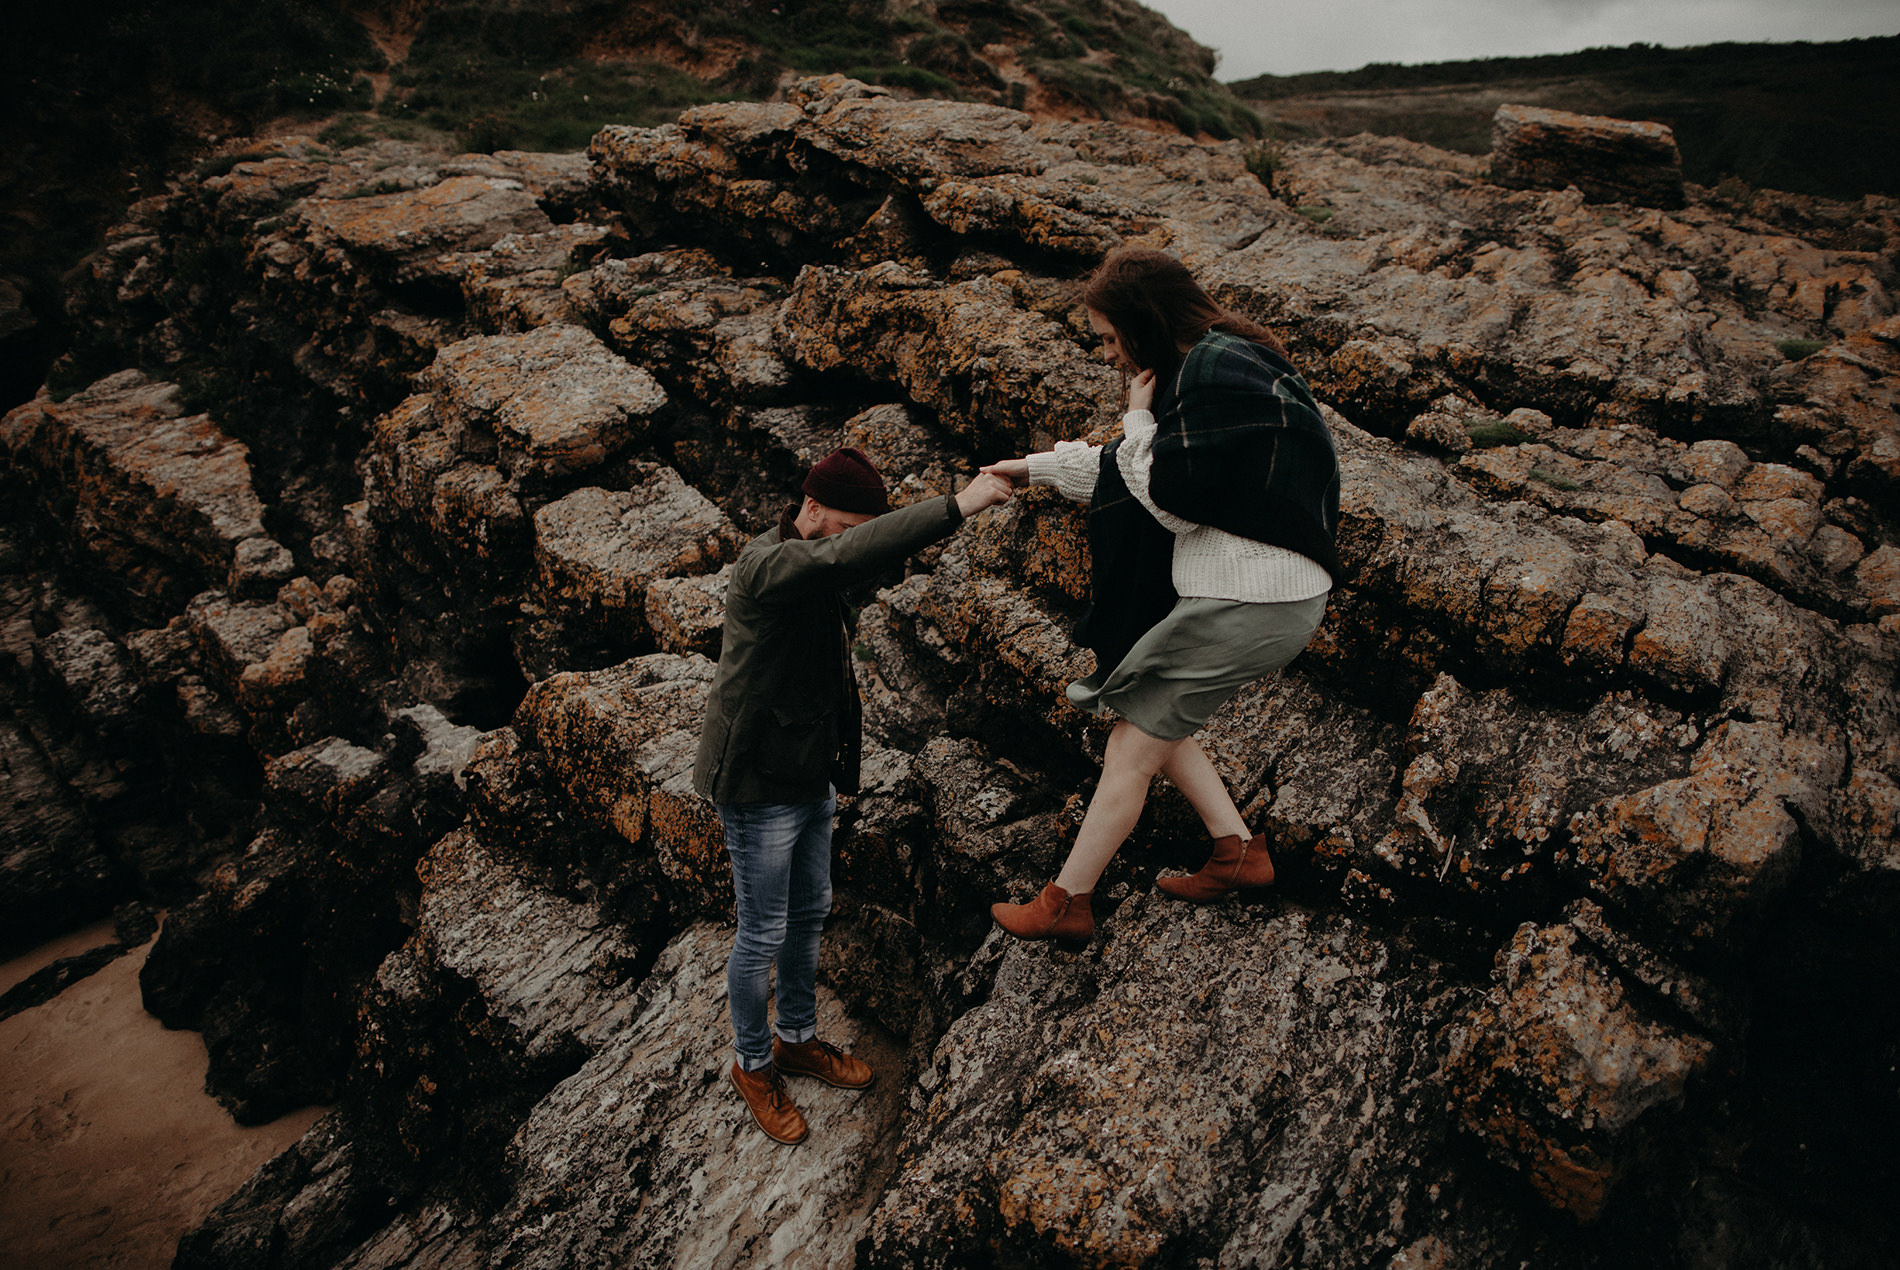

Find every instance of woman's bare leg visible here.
[1053,721,1185,894]
[1159,739,1251,841]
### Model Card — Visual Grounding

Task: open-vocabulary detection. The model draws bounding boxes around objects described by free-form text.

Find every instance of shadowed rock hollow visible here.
[3,76,1896,1268]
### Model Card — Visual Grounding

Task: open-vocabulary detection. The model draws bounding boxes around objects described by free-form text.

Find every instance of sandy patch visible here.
[0,930,325,1270]
[1,920,118,997]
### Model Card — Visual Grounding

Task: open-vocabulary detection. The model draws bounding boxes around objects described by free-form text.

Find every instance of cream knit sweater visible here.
[1026,409,1333,604]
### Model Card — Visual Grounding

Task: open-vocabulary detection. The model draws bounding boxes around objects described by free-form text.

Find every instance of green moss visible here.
[1056,11,1097,39]
[339,178,411,200]
[318,115,378,150]
[1775,338,1828,361]
[458,112,518,154]
[395,48,739,151]
[850,65,961,96]
[1296,206,1334,223]
[1467,420,1531,448]
[1530,467,1582,491]
[1242,140,1283,183]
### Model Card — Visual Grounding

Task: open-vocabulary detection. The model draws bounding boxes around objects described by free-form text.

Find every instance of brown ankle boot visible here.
[1156,832,1275,902]
[774,1036,875,1090]
[730,1061,808,1144]
[992,882,1094,946]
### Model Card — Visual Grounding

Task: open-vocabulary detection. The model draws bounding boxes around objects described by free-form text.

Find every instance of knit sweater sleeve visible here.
[1025,441,1101,503]
[1112,411,1199,534]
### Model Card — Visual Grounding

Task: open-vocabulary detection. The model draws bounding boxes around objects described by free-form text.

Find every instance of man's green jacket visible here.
[692,494,964,805]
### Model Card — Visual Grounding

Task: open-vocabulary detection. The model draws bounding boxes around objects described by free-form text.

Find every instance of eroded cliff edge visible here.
[3,77,1897,1267]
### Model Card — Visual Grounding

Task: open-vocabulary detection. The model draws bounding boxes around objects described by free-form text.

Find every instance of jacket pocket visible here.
[754,703,837,786]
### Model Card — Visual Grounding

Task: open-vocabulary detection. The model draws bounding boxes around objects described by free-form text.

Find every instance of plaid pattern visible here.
[1149,333,1342,581]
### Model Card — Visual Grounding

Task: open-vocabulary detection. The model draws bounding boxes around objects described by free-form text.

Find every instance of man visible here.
[693,446,1012,1144]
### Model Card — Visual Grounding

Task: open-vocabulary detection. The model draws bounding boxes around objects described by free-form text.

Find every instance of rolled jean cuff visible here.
[737,1048,773,1072]
[775,1023,817,1044]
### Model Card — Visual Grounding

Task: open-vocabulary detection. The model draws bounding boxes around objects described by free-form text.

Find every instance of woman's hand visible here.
[980,458,1030,483]
[1128,369,1157,413]
[956,470,1014,517]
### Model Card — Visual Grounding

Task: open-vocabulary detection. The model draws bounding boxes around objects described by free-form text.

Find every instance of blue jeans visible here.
[717,795,835,1071]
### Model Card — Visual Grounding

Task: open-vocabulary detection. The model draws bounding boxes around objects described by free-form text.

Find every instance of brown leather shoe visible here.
[774,1037,875,1090]
[991,882,1093,946]
[730,1061,808,1144]
[1156,832,1276,902]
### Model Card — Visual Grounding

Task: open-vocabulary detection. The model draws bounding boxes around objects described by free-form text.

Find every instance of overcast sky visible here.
[1144,0,1900,79]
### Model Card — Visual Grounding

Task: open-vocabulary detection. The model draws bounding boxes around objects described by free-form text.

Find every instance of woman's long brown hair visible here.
[1080,246,1288,380]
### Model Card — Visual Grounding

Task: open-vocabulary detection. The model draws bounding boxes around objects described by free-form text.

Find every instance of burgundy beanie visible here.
[801,446,890,515]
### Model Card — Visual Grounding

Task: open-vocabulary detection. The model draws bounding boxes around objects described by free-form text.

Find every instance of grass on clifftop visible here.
[378,0,1259,152]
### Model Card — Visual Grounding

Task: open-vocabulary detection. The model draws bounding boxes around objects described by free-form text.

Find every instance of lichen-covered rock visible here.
[186,591,296,693]
[32,626,146,747]
[390,702,483,804]
[511,653,725,909]
[645,565,729,659]
[437,222,612,332]
[1214,135,1892,473]
[300,174,553,284]
[588,77,1281,270]
[265,737,388,819]
[444,149,596,211]
[412,829,648,1058]
[361,389,530,573]
[779,260,1117,453]
[1,372,267,617]
[259,920,913,1269]
[229,536,299,600]
[918,172,1127,257]
[1491,104,1686,208]
[417,322,665,485]
[1459,425,1868,615]
[525,463,743,669]
[573,254,794,408]
[1447,921,1715,1222]
[864,899,1472,1269]
[488,921,912,1269]
[12,79,1897,1269]
[1356,673,1694,926]
[1564,719,1837,954]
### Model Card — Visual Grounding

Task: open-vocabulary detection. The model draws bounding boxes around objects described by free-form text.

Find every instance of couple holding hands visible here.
[691,246,1342,1143]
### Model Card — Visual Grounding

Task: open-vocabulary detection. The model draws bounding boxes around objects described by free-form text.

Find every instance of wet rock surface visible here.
[3,78,1896,1268]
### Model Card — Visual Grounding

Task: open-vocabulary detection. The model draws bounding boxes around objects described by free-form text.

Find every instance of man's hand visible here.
[1128,368,1157,413]
[955,470,1014,518]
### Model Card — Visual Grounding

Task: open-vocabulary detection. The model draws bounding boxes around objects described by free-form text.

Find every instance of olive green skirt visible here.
[1066,593,1328,741]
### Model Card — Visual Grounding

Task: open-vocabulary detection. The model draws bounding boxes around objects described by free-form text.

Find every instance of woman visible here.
[982,246,1341,944]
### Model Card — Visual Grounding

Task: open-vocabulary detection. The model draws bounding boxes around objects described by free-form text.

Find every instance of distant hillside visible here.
[0,0,1261,410]
[356,0,1260,150]
[1230,36,1900,201]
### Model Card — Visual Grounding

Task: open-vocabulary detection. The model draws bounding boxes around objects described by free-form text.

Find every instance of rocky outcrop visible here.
[864,900,1473,1268]
[5,77,1897,1268]
[1491,104,1686,209]
[1,371,270,619]
[0,711,118,947]
[1447,919,1714,1222]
